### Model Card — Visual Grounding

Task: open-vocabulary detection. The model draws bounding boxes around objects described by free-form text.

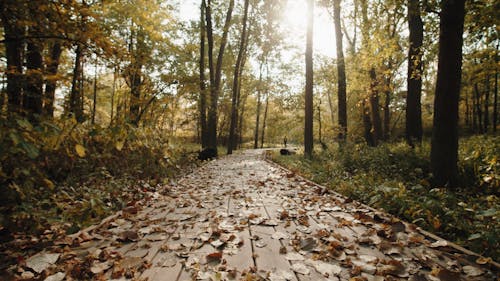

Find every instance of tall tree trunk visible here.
[494,67,498,132]
[406,0,423,146]
[465,91,470,128]
[383,83,391,141]
[474,83,483,133]
[70,44,84,122]
[44,41,62,117]
[228,0,249,155]
[362,98,375,146]
[317,102,322,144]
[430,0,465,188]
[260,93,269,149]
[238,93,248,148]
[369,68,382,145]
[24,31,44,121]
[110,66,117,126]
[254,61,264,149]
[333,0,347,141]
[484,75,490,133]
[304,0,314,158]
[205,0,234,154]
[199,0,208,147]
[327,90,336,129]
[2,1,24,116]
[91,58,98,124]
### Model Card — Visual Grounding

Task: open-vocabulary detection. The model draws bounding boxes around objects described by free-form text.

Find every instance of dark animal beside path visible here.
[280,149,296,155]
[198,148,217,160]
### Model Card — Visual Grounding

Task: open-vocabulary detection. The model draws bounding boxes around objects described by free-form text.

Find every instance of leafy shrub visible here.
[0,116,198,234]
[272,137,499,260]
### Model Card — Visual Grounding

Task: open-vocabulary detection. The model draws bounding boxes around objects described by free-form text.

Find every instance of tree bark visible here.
[494,67,498,132]
[228,0,249,154]
[199,0,208,147]
[23,30,44,121]
[406,0,423,146]
[110,66,117,126]
[333,0,347,141]
[484,75,490,133]
[474,83,483,133]
[369,68,382,145]
[362,98,375,146]
[304,0,314,158]
[430,0,465,188]
[254,61,264,149]
[205,0,234,154]
[44,41,62,117]
[2,0,24,116]
[260,93,269,148]
[91,58,98,124]
[69,44,84,122]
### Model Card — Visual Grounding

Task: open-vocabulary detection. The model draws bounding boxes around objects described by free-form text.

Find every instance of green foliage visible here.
[272,137,499,260]
[0,116,198,234]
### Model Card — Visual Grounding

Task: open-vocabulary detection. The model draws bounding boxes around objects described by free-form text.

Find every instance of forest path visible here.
[18,150,498,280]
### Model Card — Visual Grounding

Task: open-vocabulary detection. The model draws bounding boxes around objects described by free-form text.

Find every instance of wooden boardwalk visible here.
[18,150,498,280]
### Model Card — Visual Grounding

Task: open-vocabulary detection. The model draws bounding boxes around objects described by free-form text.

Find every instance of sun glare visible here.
[283,0,337,58]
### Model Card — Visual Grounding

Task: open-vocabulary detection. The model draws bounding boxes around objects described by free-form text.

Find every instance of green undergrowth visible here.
[271,136,499,261]
[0,116,199,237]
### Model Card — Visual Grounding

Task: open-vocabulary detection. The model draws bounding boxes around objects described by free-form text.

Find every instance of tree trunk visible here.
[254,62,264,149]
[44,41,62,117]
[205,0,234,154]
[24,32,44,121]
[383,84,391,141]
[494,67,498,132]
[69,44,84,122]
[91,58,98,124]
[228,0,249,155]
[317,102,322,144]
[333,0,347,141]
[2,1,24,116]
[430,0,465,188]
[362,98,375,146]
[304,0,314,158]
[406,0,423,146]
[484,75,490,133]
[474,83,483,133]
[238,93,248,149]
[199,0,208,147]
[327,90,336,129]
[465,91,470,128]
[260,93,269,149]
[369,68,382,145]
[110,66,117,126]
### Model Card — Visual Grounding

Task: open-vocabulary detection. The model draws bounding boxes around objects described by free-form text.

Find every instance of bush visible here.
[0,116,198,234]
[271,137,499,260]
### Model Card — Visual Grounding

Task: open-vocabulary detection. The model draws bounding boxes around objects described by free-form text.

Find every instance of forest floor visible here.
[2,149,499,281]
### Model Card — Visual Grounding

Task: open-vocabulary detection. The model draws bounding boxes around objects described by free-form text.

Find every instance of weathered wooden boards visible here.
[17,150,498,281]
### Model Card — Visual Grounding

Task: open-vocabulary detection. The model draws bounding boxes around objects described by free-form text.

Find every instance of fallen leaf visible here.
[118,230,139,242]
[429,240,448,248]
[75,144,86,157]
[475,257,491,265]
[44,272,65,281]
[206,252,223,262]
[306,259,342,277]
[26,252,60,273]
[90,261,112,274]
[300,237,317,251]
[462,265,483,277]
[291,263,310,275]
